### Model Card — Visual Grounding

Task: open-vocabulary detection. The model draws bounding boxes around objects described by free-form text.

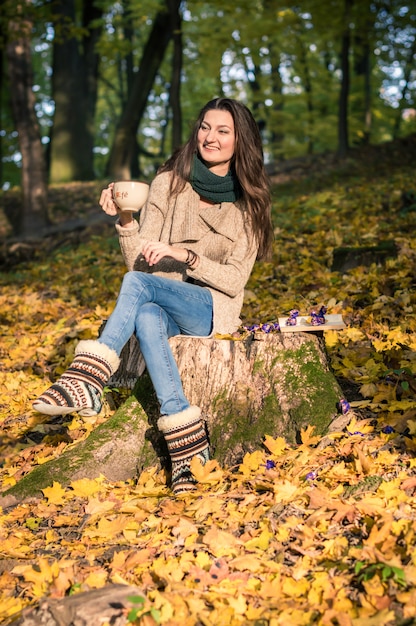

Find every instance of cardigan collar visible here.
[169,184,243,244]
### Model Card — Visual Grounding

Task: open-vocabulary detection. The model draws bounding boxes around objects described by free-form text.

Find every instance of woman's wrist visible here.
[185,248,200,269]
[118,212,136,228]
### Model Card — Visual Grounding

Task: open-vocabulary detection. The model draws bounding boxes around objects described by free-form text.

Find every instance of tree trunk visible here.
[121,0,141,178]
[5,0,49,236]
[268,41,285,161]
[362,41,372,143]
[105,0,181,179]
[337,0,352,158]
[353,0,375,145]
[297,34,314,155]
[0,47,4,185]
[0,332,345,508]
[392,33,416,139]
[168,0,183,151]
[49,0,103,183]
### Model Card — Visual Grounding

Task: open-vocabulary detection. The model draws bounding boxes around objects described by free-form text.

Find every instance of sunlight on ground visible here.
[0,161,416,624]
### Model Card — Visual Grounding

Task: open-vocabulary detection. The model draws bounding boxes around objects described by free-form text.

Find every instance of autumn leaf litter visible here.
[0,155,416,625]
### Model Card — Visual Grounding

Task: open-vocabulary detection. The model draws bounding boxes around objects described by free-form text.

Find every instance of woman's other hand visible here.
[142,241,188,267]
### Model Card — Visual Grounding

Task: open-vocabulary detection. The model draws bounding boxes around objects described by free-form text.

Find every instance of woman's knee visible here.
[120,271,152,300]
[136,302,160,325]
[135,303,163,338]
[121,270,142,289]
[136,303,179,341]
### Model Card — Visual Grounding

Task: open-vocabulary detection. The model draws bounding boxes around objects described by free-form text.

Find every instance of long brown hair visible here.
[158,98,273,260]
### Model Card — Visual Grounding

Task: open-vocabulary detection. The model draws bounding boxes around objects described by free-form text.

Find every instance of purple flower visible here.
[310,305,327,326]
[242,321,280,333]
[286,309,299,326]
[338,399,350,414]
[382,425,395,434]
[306,471,317,480]
[265,459,276,469]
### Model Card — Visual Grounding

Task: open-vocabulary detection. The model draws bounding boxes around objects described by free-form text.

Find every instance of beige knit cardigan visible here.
[115,171,258,334]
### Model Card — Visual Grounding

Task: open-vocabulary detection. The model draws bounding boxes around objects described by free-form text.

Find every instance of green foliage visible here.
[354,561,407,588]
[127,594,162,624]
[2,0,416,186]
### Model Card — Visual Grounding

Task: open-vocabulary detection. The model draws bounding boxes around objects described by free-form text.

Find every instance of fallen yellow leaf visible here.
[42,481,67,505]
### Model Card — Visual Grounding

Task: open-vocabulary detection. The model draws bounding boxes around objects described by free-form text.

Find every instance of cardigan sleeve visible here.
[115,173,172,271]
[186,224,258,298]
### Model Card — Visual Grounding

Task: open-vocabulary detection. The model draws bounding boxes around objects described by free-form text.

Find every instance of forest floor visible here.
[0,137,416,625]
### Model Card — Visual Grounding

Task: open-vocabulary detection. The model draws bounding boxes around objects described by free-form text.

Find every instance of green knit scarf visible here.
[190,154,242,203]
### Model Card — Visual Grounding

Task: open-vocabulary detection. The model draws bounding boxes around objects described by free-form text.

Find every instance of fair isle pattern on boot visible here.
[32,340,120,417]
[158,406,210,495]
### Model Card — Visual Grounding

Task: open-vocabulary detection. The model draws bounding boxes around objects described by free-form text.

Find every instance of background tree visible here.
[49,0,104,183]
[0,0,415,199]
[168,0,183,150]
[105,0,182,179]
[352,0,375,144]
[338,0,352,157]
[5,0,48,235]
[0,47,5,185]
[391,8,416,139]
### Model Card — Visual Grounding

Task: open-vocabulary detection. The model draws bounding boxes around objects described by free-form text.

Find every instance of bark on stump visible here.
[1,332,344,507]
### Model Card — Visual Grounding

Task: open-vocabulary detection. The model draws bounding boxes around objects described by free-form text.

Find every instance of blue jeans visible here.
[99,271,213,415]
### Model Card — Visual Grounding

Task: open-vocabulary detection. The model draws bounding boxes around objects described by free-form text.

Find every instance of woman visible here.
[33,97,273,494]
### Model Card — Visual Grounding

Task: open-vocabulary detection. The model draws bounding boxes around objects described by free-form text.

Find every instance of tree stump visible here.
[331,240,397,272]
[1,332,344,507]
[123,331,344,468]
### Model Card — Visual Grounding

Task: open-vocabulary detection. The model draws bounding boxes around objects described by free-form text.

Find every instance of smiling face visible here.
[197,109,236,176]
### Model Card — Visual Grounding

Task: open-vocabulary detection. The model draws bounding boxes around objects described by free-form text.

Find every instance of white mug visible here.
[113,180,149,212]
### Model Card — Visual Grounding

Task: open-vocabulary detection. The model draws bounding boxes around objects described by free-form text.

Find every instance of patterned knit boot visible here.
[157,406,210,495]
[33,340,120,417]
